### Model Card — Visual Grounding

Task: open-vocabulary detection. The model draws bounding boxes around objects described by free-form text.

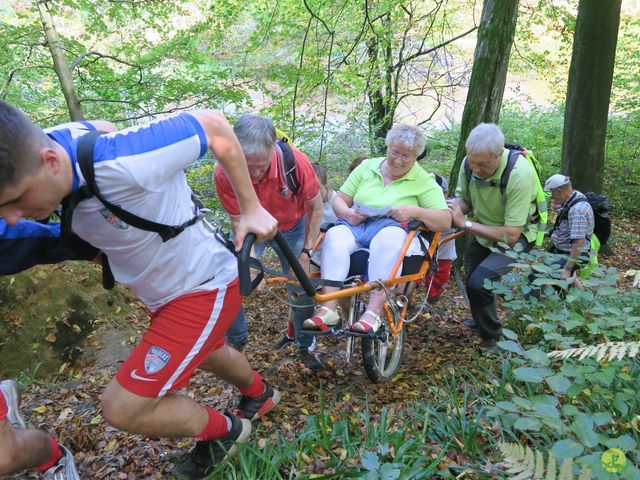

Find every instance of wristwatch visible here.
[301,248,315,258]
[464,220,473,230]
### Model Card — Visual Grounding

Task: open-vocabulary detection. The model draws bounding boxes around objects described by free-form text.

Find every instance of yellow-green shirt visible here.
[455,149,538,248]
[340,157,447,211]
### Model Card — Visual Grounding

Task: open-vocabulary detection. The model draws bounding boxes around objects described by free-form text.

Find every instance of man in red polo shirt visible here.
[214,114,324,369]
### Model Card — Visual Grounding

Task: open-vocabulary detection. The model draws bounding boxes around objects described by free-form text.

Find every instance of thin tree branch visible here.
[303,0,333,35]
[71,51,143,71]
[392,25,478,71]
[292,15,313,138]
[1,65,53,99]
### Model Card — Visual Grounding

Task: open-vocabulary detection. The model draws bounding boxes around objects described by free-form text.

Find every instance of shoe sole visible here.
[227,419,252,456]
[0,380,26,429]
[250,389,282,421]
[300,322,342,336]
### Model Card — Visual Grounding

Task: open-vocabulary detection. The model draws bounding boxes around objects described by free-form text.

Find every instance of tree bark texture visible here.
[36,0,84,121]
[449,0,519,193]
[367,16,395,156]
[562,0,621,193]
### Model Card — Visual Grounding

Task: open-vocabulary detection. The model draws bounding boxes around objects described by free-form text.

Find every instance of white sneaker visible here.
[0,379,26,429]
[43,445,80,480]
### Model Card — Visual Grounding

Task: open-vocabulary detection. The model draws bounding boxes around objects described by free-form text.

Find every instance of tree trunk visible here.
[367,15,395,156]
[36,0,84,120]
[562,0,621,193]
[449,0,519,193]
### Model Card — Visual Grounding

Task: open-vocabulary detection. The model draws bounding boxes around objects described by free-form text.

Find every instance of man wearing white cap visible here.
[544,174,594,279]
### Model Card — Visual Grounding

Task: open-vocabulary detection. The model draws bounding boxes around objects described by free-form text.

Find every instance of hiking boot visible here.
[174,413,252,479]
[235,381,282,421]
[0,380,26,429]
[43,445,80,480]
[462,317,479,331]
[478,337,500,354]
[273,335,295,350]
[299,349,323,371]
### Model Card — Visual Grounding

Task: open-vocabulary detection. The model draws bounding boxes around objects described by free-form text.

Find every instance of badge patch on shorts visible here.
[100,208,129,230]
[144,346,171,374]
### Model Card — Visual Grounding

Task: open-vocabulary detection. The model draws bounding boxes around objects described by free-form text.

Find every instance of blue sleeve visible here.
[0,220,99,275]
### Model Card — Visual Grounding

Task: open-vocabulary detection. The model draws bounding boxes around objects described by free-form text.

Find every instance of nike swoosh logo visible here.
[130,369,157,382]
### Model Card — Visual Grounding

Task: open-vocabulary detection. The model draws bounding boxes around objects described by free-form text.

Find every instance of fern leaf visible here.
[596,344,609,362]
[559,459,573,479]
[545,452,556,480]
[579,345,596,360]
[549,341,640,362]
[577,466,591,480]
[534,450,545,479]
[498,442,564,480]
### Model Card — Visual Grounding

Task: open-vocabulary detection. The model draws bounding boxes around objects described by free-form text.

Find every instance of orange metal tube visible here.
[266,228,455,305]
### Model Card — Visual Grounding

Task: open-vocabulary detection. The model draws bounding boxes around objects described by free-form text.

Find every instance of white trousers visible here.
[320,224,425,282]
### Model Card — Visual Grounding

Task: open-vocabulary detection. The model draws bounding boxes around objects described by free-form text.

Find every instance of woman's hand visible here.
[341,208,368,226]
[388,205,417,223]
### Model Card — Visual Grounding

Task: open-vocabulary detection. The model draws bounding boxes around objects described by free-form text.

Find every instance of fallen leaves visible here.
[4,218,640,479]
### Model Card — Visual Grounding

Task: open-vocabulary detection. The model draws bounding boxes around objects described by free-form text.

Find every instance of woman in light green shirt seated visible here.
[303,124,451,334]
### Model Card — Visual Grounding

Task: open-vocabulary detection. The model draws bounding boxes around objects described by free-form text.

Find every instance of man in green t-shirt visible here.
[447,123,537,351]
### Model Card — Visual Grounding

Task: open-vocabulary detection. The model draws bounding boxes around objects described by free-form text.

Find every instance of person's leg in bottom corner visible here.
[0,421,60,476]
[101,280,279,479]
[0,382,78,478]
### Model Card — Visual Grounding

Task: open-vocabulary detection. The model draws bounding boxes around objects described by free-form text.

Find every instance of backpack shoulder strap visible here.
[552,193,587,232]
[276,138,299,196]
[462,157,472,197]
[498,149,521,205]
[559,195,587,221]
[76,131,202,243]
[60,131,104,237]
[463,157,472,184]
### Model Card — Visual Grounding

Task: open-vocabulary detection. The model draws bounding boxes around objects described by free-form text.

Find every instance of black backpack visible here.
[552,192,612,245]
[275,137,300,198]
[60,130,206,288]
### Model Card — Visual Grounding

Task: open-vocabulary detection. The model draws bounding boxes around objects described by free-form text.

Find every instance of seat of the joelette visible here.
[320,223,435,280]
[346,247,427,280]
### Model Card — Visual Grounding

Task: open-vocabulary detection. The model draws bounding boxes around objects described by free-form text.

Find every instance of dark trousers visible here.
[464,237,533,341]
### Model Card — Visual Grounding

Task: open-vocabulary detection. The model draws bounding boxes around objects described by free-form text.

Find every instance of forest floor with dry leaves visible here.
[5,215,640,479]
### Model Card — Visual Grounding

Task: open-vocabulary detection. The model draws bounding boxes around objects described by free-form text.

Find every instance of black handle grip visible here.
[271,231,317,297]
[238,233,257,296]
[237,231,317,297]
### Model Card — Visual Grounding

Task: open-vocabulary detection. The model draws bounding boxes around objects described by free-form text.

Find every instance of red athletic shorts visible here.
[0,389,7,421]
[115,279,241,398]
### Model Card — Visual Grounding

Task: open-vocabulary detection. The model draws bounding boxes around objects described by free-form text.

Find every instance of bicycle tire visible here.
[361,318,405,383]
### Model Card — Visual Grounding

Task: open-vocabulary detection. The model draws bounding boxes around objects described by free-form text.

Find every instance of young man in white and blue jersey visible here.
[0,101,280,479]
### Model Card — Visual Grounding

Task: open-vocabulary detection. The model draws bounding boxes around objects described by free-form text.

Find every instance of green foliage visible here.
[209,402,449,479]
[482,247,640,479]
[498,441,592,480]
